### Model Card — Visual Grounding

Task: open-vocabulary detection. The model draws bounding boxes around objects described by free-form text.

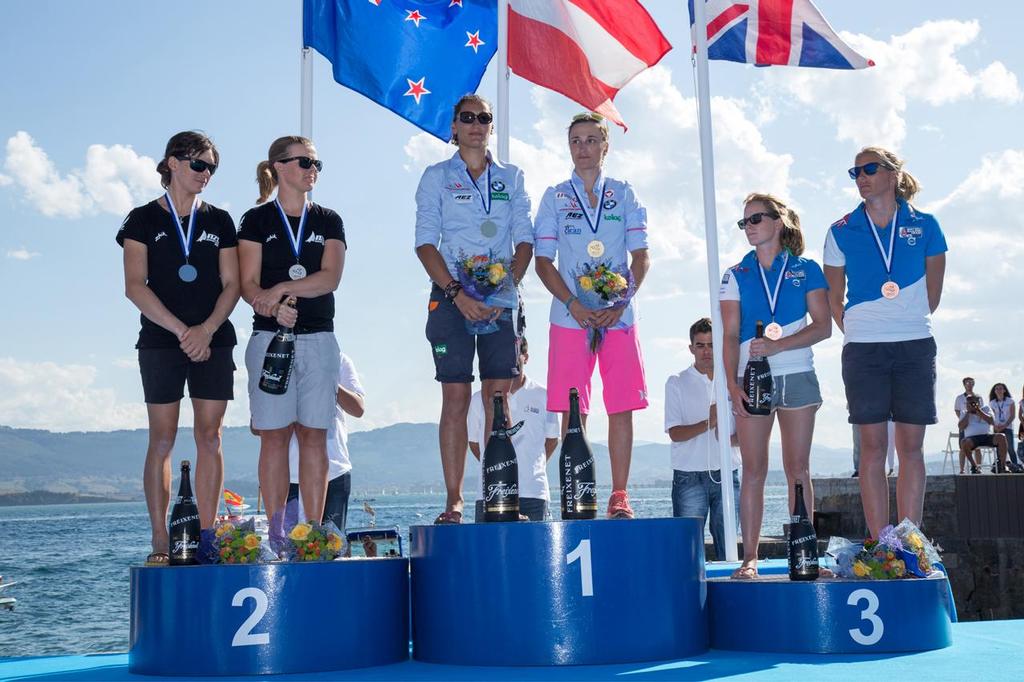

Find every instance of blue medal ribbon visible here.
[757,251,789,324]
[569,178,607,235]
[864,206,898,281]
[466,164,492,216]
[274,199,308,262]
[164,192,198,264]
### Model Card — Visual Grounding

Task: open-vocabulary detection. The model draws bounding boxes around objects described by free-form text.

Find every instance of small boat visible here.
[217,490,268,539]
[0,578,17,611]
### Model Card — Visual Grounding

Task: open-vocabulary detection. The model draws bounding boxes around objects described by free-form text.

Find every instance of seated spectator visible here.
[989,383,1023,473]
[953,377,978,445]
[958,394,1009,474]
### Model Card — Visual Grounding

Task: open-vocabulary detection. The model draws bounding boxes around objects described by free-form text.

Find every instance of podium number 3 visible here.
[847,588,883,645]
[232,587,270,647]
[566,539,594,597]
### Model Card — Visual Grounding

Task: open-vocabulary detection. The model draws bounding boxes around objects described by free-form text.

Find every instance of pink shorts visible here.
[547,324,649,415]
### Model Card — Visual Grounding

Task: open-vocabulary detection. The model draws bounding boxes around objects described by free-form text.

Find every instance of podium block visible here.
[709,575,954,653]
[129,559,409,676]
[410,518,707,666]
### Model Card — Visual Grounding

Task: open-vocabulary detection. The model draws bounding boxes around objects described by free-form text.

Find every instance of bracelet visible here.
[563,294,577,311]
[444,281,463,300]
[201,321,215,336]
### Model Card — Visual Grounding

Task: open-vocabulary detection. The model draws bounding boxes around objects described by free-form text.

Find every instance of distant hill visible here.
[1,423,940,498]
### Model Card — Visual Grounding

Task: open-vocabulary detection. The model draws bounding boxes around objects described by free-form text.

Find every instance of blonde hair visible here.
[568,112,609,142]
[255,135,313,204]
[744,192,804,256]
[858,146,921,203]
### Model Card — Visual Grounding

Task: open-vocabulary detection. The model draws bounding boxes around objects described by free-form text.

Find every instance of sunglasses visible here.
[737,211,779,229]
[847,162,893,179]
[277,156,323,172]
[458,111,493,125]
[572,112,605,123]
[177,156,217,175]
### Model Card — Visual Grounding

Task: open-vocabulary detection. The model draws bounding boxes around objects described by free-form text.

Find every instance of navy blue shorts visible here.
[841,337,937,425]
[424,285,519,383]
[138,346,235,404]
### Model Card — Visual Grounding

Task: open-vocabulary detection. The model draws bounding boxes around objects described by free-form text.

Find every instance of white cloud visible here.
[0,173,11,186]
[1,131,162,218]
[6,247,39,260]
[765,20,1022,148]
[925,149,1024,214]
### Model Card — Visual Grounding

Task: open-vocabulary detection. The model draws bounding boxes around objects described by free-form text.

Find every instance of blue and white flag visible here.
[303,0,498,140]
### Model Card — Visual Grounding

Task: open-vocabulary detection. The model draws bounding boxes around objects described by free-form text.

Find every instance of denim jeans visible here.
[672,469,740,561]
[999,429,1019,466]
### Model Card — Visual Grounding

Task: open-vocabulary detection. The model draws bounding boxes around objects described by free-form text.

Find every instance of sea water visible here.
[0,485,790,657]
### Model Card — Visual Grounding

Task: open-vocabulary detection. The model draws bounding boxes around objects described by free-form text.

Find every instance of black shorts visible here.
[424,285,519,383]
[138,346,235,404]
[841,337,937,425]
[963,433,1001,448]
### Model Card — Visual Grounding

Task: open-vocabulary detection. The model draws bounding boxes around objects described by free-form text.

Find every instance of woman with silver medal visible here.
[118,131,240,566]
[720,193,831,579]
[823,147,947,539]
[240,135,345,547]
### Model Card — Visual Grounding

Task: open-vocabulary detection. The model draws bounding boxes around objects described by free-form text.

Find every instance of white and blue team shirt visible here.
[414,151,533,279]
[534,171,648,329]
[823,199,947,343]
[719,250,827,377]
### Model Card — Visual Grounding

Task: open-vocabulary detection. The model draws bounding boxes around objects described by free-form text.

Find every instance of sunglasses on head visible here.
[458,111,493,125]
[572,112,605,123]
[277,156,323,172]
[847,161,893,179]
[737,211,779,229]
[177,156,217,175]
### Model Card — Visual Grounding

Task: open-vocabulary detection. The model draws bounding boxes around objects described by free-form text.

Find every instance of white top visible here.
[959,404,993,439]
[288,353,364,482]
[663,366,739,472]
[990,398,1015,431]
[468,378,560,501]
[954,392,970,415]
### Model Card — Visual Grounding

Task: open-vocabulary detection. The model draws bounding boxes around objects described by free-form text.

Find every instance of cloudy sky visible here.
[1,1,1021,465]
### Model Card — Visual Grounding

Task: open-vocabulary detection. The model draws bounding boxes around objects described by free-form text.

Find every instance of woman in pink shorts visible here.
[534,112,650,519]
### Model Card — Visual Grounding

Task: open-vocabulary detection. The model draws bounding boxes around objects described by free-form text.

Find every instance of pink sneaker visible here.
[607,490,634,519]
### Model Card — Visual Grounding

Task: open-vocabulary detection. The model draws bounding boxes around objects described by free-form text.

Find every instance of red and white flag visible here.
[508,0,671,129]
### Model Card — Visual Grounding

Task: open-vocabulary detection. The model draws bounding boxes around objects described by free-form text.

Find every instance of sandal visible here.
[819,567,835,578]
[145,552,169,567]
[730,565,758,580]
[433,510,463,525]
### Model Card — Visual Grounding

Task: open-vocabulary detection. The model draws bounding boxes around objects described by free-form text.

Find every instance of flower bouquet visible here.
[827,518,942,579]
[282,520,347,562]
[214,518,276,564]
[574,262,635,352]
[456,250,517,335]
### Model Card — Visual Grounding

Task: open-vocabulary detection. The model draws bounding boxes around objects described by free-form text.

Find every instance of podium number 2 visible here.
[566,539,594,597]
[232,587,270,647]
[847,588,883,645]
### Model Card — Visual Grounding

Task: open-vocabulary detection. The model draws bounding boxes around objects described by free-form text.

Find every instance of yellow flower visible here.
[907,533,924,550]
[487,263,505,285]
[289,523,312,542]
[215,523,234,538]
[243,534,261,550]
[893,560,906,577]
[579,276,593,291]
[853,561,869,577]
[611,273,628,290]
[327,533,343,553]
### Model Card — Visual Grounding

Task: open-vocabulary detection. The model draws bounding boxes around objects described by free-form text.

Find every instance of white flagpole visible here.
[692,0,739,562]
[496,0,510,163]
[301,47,313,139]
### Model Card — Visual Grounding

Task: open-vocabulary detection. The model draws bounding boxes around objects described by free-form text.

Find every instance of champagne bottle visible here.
[258,297,296,395]
[482,392,520,522]
[560,387,597,520]
[788,480,819,581]
[169,460,201,566]
[743,320,773,416]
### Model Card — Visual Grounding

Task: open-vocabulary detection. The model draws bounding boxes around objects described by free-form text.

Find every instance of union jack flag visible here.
[688,0,873,69]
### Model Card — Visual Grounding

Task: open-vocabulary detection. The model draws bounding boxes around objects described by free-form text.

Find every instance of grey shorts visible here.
[245,331,340,430]
[771,371,822,411]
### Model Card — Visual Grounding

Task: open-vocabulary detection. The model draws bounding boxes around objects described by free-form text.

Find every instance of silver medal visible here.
[178,264,198,283]
[480,220,497,238]
[289,264,307,280]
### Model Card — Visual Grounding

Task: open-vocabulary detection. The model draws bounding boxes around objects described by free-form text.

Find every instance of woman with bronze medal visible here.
[239,136,345,549]
[720,193,831,578]
[823,147,947,539]
[117,131,240,566]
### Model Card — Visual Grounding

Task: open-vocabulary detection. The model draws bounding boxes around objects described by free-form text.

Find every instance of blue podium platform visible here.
[410,517,708,666]
[129,558,409,676]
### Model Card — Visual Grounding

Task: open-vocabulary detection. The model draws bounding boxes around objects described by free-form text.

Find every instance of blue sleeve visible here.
[534,187,558,261]
[414,165,443,250]
[510,166,534,247]
[924,215,948,257]
[623,182,649,252]
[803,259,828,292]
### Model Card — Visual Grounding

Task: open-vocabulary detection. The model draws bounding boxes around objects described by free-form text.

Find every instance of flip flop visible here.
[433,510,463,525]
[145,552,169,567]
[730,565,758,580]
[819,567,836,578]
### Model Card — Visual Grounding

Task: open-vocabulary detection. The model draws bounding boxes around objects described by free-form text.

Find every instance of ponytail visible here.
[255,135,314,204]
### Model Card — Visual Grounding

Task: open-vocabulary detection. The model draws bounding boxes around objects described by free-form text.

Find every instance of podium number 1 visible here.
[847,588,884,645]
[566,539,594,597]
[232,587,270,647]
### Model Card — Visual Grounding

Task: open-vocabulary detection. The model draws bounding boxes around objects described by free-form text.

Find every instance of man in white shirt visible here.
[953,376,977,445]
[664,318,740,560]
[468,337,560,521]
[284,352,365,529]
[958,394,1008,474]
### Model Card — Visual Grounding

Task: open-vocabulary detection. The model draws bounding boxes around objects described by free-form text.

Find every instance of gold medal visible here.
[587,240,605,258]
[881,281,900,299]
[764,322,783,340]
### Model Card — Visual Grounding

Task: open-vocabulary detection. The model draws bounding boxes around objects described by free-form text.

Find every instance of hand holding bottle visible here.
[274,297,298,327]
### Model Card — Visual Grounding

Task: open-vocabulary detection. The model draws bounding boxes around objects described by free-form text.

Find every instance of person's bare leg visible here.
[144,402,180,555]
[258,426,294,527]
[893,423,926,525]
[858,422,890,538]
[778,406,817,517]
[735,413,774,571]
[191,398,227,529]
[607,411,634,491]
[439,383,472,514]
[296,424,329,523]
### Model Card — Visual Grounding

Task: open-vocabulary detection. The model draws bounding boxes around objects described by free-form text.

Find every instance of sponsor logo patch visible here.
[305,232,325,245]
[602,199,617,210]
[563,211,583,220]
[433,343,447,356]
[196,230,220,247]
[428,301,439,312]
[564,225,582,235]
[265,233,278,243]
[154,231,168,242]
[452,193,473,203]
[490,179,506,192]
[605,214,622,222]
[490,191,509,201]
